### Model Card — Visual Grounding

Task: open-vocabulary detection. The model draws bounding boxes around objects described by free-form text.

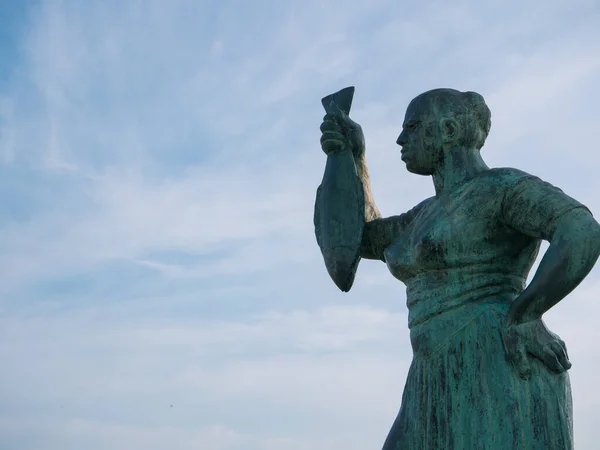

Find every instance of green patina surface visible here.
[314,87,600,449]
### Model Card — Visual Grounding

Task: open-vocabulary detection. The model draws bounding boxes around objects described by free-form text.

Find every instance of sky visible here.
[1,0,600,449]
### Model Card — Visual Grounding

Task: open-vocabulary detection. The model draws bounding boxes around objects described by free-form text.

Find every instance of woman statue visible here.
[315,88,600,449]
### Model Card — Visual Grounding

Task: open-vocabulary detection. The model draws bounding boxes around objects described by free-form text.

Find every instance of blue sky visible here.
[1,0,600,449]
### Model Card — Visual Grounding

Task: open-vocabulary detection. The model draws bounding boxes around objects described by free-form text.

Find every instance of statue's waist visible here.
[405,271,522,358]
[406,271,523,326]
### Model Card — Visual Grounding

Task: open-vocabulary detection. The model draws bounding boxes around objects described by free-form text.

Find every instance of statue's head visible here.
[396,88,492,175]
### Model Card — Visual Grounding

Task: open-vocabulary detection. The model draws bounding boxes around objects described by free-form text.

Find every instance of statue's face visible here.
[396,96,442,176]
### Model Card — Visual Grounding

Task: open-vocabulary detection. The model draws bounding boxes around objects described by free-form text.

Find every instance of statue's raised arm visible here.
[314,87,425,291]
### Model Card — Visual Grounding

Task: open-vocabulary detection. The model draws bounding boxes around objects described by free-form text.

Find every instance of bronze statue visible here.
[314,87,600,449]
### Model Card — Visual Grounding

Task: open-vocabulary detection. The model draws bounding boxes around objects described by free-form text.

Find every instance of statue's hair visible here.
[417,89,492,150]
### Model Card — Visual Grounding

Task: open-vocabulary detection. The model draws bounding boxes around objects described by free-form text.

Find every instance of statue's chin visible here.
[405,162,431,176]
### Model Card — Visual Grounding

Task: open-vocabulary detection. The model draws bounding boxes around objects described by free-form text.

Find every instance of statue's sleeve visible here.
[500,174,592,241]
[360,199,430,261]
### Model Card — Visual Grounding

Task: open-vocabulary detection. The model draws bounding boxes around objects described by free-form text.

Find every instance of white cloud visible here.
[0,304,408,449]
[0,419,246,450]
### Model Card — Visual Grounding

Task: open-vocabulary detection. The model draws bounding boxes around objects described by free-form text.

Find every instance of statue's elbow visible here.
[589,219,600,259]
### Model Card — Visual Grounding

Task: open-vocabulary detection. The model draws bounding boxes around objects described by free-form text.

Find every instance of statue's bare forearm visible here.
[508,208,600,323]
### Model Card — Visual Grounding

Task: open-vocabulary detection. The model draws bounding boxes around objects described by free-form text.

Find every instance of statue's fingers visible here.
[333,109,358,130]
[514,343,532,380]
[324,111,347,126]
[320,120,341,133]
[320,131,344,144]
[530,345,565,373]
[321,135,345,153]
[503,331,531,380]
[558,338,569,360]
[550,341,572,371]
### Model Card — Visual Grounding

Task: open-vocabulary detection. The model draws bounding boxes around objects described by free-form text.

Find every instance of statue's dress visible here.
[363,168,588,450]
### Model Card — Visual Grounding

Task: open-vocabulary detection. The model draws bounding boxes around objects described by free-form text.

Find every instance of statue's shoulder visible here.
[414,196,436,211]
[469,168,539,208]
[483,167,537,190]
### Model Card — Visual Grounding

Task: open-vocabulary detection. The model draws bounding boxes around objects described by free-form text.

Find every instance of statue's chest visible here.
[384,188,494,281]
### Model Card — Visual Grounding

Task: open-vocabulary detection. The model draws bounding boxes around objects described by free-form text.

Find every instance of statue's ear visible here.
[440,117,461,145]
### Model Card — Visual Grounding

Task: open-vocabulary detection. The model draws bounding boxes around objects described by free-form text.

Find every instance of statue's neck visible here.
[432,147,489,197]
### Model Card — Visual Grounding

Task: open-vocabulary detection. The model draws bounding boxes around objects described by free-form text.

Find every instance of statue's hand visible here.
[320,111,365,159]
[502,318,571,380]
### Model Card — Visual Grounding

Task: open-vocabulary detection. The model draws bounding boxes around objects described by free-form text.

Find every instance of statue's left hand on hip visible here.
[502,318,571,380]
